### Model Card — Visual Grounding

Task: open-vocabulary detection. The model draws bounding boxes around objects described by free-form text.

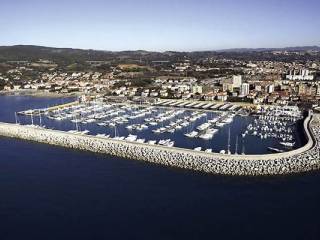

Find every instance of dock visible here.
[151,99,246,112]
[18,100,79,116]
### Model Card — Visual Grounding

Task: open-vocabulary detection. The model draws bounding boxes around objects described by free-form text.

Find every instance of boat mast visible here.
[188,120,193,134]
[235,135,238,155]
[31,111,34,125]
[114,125,117,137]
[75,116,79,132]
[39,109,42,127]
[241,136,245,155]
[14,112,18,124]
[227,127,231,154]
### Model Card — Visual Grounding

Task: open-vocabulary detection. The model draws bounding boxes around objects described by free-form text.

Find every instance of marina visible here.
[0,108,317,176]
[0,91,317,177]
[15,98,306,155]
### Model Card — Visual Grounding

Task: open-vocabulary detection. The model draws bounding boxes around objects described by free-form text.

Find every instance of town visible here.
[0,45,319,109]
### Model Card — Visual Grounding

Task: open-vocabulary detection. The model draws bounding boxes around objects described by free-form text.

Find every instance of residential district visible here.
[0,46,320,109]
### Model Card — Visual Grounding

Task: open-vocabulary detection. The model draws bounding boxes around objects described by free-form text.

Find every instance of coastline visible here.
[0,90,254,107]
[0,89,81,98]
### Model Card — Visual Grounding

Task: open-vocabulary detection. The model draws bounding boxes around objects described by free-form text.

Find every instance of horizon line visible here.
[1,44,320,53]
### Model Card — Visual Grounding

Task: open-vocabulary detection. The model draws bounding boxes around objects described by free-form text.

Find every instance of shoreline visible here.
[0,89,81,98]
[0,90,262,108]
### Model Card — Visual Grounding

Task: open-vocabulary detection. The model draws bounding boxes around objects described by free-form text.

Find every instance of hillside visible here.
[0,45,319,65]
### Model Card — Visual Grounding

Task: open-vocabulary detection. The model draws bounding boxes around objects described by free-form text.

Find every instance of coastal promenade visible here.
[0,112,318,176]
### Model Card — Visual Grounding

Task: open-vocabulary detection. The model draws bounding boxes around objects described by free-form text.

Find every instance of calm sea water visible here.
[0,95,319,240]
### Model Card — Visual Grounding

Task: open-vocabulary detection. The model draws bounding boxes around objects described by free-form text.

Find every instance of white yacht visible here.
[220,150,226,154]
[199,133,213,140]
[136,138,145,144]
[280,142,295,148]
[152,129,161,134]
[184,131,198,138]
[197,123,210,131]
[125,134,137,142]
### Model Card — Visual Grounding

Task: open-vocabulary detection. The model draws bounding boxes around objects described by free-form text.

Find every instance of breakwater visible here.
[0,112,318,176]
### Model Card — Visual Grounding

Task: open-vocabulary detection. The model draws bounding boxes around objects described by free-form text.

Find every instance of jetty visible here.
[0,111,319,176]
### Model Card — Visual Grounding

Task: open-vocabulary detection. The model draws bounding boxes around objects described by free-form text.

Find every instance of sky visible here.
[1,0,319,51]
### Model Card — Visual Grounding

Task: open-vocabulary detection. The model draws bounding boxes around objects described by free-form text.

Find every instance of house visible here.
[192,85,203,94]
[182,93,192,99]
[222,81,234,92]
[160,89,168,97]
[204,92,216,101]
[3,85,12,91]
[150,91,159,97]
[141,92,149,97]
[253,96,265,105]
[216,92,228,101]
[267,95,278,104]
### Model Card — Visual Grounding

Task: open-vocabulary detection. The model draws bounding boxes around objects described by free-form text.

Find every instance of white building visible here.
[192,85,203,94]
[232,75,242,88]
[286,69,314,81]
[240,83,249,96]
[267,84,274,93]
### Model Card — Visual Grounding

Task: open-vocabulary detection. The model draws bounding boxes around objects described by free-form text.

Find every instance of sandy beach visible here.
[0,89,81,98]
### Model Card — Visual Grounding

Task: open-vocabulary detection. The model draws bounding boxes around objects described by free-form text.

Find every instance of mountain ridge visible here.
[1,44,319,54]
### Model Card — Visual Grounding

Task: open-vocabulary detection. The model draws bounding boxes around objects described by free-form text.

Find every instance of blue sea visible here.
[0,95,319,240]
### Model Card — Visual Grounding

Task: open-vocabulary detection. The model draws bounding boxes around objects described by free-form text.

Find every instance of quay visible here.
[0,111,318,176]
[17,100,79,116]
[15,97,253,118]
[46,101,79,112]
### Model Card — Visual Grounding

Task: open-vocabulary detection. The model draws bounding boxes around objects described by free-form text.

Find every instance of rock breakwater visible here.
[0,112,318,176]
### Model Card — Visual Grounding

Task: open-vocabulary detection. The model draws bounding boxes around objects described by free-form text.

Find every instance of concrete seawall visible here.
[0,112,319,176]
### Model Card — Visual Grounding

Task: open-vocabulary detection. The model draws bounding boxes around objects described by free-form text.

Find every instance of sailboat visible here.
[69,116,79,133]
[235,136,238,155]
[227,127,231,155]
[14,112,19,125]
[38,109,45,128]
[75,116,79,132]
[241,136,245,155]
[113,125,123,140]
[69,115,88,134]
[184,121,198,138]
[30,111,34,126]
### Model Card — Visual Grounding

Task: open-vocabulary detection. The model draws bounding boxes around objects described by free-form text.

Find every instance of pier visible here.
[0,111,318,176]
[17,100,79,116]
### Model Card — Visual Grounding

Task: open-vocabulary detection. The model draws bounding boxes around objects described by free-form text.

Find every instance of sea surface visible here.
[0,95,319,240]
